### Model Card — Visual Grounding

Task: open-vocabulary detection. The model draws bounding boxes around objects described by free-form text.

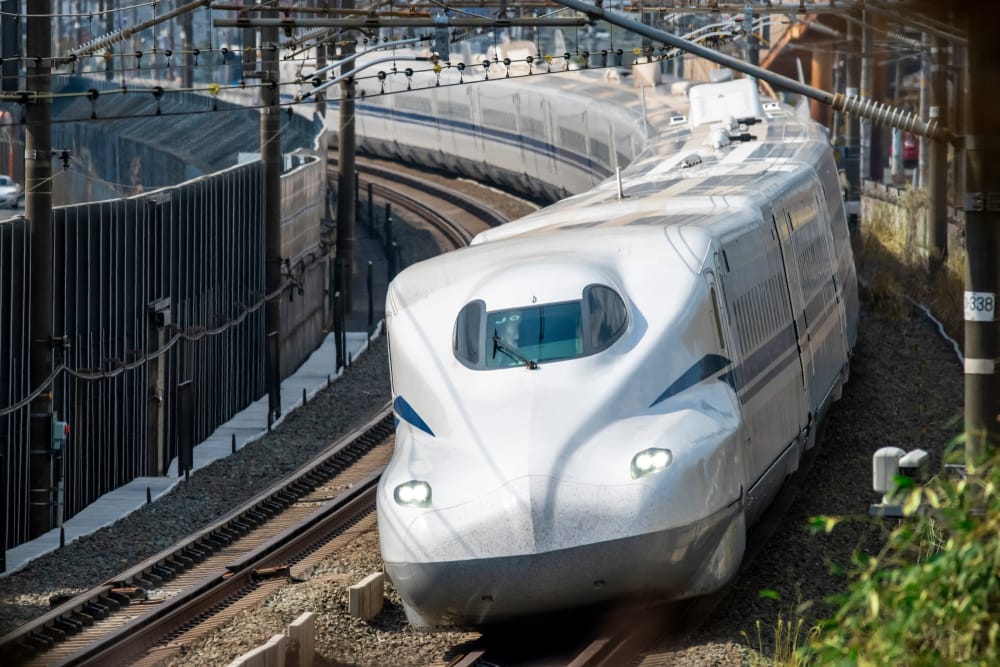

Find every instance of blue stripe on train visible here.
[394,395,435,436]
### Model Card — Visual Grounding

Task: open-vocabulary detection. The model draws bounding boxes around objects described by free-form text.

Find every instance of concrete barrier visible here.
[347,572,384,621]
[227,633,286,667]
[287,611,316,667]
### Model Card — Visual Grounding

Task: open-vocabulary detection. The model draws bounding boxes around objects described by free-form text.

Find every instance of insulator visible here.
[836,94,949,143]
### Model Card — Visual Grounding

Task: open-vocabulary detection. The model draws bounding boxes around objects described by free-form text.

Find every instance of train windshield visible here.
[454,285,627,369]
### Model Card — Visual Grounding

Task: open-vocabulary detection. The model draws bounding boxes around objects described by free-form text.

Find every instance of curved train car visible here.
[374,74,859,629]
[346,54,688,202]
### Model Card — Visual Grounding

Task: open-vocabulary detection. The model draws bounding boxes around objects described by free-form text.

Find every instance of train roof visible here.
[474,77,831,246]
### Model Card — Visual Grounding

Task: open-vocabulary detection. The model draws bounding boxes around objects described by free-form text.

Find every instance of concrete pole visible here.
[844,12,860,211]
[870,11,888,185]
[859,6,872,184]
[950,39,966,207]
[963,3,1000,467]
[810,49,832,130]
[1,1,19,92]
[927,34,948,276]
[314,0,328,119]
[261,4,282,423]
[103,0,113,81]
[918,32,930,189]
[27,0,54,539]
[745,6,758,67]
[889,57,903,184]
[182,1,194,88]
[335,0,357,312]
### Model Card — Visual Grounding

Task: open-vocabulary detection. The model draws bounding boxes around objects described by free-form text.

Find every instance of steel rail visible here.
[334,156,508,249]
[370,178,477,248]
[68,474,382,667]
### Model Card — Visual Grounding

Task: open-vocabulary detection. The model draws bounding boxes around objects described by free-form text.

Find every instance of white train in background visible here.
[355,59,859,629]
[346,48,684,203]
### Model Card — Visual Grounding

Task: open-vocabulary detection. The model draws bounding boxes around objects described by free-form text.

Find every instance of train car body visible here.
[345,56,687,203]
[374,74,858,629]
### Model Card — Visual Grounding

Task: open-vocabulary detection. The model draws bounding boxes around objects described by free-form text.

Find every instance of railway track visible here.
[330,154,511,251]
[0,408,395,666]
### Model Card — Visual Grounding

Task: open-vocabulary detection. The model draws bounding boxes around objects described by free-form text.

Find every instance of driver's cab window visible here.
[453,284,628,370]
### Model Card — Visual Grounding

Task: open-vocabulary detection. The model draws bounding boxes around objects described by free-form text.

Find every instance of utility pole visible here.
[1,1,21,184]
[744,6,758,67]
[27,1,54,539]
[859,6,872,184]
[963,2,1000,467]
[844,11,860,212]
[101,0,113,81]
[927,33,948,276]
[917,32,930,189]
[335,0,357,312]
[260,3,282,424]
[869,11,888,185]
[314,0,328,119]
[1,1,18,92]
[182,1,194,88]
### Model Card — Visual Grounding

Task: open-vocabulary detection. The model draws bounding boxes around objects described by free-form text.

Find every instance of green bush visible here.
[804,456,1000,666]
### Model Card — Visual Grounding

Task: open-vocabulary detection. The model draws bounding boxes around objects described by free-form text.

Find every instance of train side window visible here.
[454,300,485,367]
[584,284,628,353]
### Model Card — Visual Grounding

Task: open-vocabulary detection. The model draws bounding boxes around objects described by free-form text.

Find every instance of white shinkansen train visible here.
[366,68,859,629]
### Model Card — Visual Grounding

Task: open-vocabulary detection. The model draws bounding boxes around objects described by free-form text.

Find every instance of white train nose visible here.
[385,476,744,628]
[401,475,651,563]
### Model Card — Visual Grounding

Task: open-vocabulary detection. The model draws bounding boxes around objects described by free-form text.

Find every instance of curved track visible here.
[331,154,511,251]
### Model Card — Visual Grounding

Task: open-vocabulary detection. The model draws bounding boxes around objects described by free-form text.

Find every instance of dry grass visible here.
[742,613,820,667]
[854,189,964,344]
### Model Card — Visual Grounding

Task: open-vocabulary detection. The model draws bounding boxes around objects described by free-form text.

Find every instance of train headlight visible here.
[393,480,432,507]
[630,448,672,479]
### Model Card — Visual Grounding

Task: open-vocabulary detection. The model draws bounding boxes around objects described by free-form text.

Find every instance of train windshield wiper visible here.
[492,330,539,370]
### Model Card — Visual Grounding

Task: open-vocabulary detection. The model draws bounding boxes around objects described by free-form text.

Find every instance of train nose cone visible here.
[401,475,645,564]
[387,474,743,629]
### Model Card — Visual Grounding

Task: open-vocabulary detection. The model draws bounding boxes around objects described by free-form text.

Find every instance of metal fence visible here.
[0,218,30,551]
[1,96,329,553]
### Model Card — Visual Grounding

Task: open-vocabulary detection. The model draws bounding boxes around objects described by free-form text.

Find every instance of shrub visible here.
[804,455,1000,666]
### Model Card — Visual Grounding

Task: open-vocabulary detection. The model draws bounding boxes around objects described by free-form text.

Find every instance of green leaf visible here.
[808,515,843,534]
[868,590,880,619]
[903,489,922,516]
[759,588,781,601]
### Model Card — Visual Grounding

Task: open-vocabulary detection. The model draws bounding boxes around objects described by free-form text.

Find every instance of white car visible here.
[0,175,23,208]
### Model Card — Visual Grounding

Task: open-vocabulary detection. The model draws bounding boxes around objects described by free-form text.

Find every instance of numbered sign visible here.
[965,291,996,322]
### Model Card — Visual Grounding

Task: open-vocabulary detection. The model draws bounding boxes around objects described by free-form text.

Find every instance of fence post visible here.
[334,290,344,371]
[367,182,373,235]
[389,241,399,281]
[266,331,280,426]
[367,261,374,339]
[178,380,193,477]
[383,202,392,255]
[1,449,5,573]
[326,256,338,329]
[146,298,170,476]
